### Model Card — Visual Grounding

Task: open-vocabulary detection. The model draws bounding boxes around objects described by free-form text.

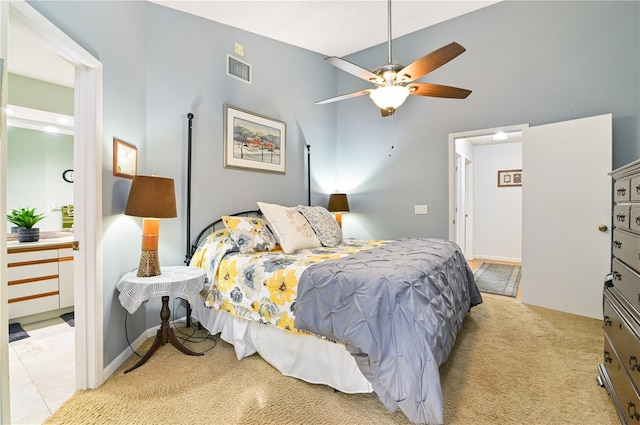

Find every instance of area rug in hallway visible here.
[474,263,521,297]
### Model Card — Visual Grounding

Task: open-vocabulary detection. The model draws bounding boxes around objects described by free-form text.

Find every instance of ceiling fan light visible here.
[370,86,410,110]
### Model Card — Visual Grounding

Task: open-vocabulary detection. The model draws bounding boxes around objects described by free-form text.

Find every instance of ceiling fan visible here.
[315,0,472,117]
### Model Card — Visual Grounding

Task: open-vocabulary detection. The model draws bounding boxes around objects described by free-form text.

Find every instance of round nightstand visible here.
[116,266,206,373]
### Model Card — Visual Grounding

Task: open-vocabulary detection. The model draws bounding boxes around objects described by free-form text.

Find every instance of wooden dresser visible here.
[600,158,640,423]
[7,239,75,321]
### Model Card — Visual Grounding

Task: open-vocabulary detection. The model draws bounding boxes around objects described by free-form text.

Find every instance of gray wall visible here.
[336,0,639,239]
[29,0,337,365]
[27,0,640,367]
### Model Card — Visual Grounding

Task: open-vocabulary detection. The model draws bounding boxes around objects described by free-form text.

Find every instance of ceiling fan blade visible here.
[315,89,372,105]
[397,42,466,83]
[381,108,395,117]
[325,57,382,84]
[407,82,471,99]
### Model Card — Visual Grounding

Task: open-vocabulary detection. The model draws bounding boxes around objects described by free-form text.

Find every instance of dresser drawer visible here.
[603,334,640,423]
[604,296,640,388]
[632,175,640,202]
[616,205,632,230]
[612,259,640,313]
[614,229,640,273]
[616,178,632,202]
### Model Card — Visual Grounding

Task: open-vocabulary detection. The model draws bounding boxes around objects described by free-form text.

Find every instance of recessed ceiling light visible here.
[493,131,508,141]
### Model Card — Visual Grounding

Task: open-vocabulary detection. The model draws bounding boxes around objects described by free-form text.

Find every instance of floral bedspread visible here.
[189,229,387,335]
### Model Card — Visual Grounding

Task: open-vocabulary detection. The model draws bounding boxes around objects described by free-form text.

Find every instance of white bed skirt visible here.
[192,300,373,394]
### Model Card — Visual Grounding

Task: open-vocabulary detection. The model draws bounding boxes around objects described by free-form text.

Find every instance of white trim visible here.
[1,3,104,422]
[472,255,522,264]
[0,4,9,421]
[6,104,74,135]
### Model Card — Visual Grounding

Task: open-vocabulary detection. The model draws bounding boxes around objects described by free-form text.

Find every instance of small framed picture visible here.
[498,169,522,187]
[113,138,138,178]
[223,104,286,174]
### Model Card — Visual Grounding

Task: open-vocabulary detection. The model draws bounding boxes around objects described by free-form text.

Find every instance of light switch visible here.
[415,205,428,215]
[234,42,244,56]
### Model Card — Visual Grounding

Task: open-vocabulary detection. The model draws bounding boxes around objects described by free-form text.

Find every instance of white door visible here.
[521,113,612,319]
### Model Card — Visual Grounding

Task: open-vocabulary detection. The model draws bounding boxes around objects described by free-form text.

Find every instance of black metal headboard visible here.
[183,113,310,265]
[186,210,262,263]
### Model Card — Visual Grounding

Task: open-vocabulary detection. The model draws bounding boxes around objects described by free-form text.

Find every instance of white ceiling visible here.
[8,0,499,89]
[150,0,499,57]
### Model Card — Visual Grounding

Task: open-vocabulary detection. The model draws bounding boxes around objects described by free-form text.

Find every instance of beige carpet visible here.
[45,295,618,425]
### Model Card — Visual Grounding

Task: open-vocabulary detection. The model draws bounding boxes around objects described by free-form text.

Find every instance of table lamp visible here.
[124,175,177,277]
[327,193,350,228]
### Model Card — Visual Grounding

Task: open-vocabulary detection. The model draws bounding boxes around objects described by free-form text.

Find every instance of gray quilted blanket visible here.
[294,238,482,425]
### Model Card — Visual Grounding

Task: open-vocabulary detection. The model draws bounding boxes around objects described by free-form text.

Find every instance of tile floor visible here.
[9,317,75,424]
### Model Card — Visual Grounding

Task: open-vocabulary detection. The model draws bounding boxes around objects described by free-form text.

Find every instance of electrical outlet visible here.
[234,42,244,56]
[414,205,428,215]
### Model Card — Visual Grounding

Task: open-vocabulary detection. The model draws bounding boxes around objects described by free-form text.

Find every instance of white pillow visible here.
[257,202,321,254]
[295,205,343,247]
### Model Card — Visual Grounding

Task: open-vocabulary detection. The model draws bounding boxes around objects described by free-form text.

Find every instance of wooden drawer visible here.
[616,178,632,202]
[630,206,640,233]
[612,258,640,313]
[8,278,58,300]
[8,261,58,282]
[604,296,640,389]
[602,334,640,423]
[616,205,632,231]
[9,294,59,320]
[7,247,59,263]
[614,229,640,274]
[632,175,640,202]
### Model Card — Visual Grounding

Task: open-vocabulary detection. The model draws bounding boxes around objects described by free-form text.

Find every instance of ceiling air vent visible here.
[227,54,251,84]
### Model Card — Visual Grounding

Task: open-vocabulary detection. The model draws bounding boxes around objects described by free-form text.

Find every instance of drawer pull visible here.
[613,271,622,281]
[636,185,640,195]
[636,216,640,226]
[618,214,627,222]
[630,355,639,371]
[604,315,612,327]
[614,240,622,249]
[629,402,640,420]
[604,350,613,363]
[618,187,627,196]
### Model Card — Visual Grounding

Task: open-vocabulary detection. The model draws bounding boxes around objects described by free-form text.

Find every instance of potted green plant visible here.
[7,207,46,242]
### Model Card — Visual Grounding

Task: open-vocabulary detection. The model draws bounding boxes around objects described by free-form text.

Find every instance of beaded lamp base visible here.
[137,250,161,277]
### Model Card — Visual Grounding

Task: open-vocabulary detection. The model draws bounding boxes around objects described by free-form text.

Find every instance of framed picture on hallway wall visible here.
[113,138,138,178]
[223,104,286,174]
[498,169,522,187]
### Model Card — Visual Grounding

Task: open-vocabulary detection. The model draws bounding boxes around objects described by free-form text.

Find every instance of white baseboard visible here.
[103,316,188,380]
[474,255,521,264]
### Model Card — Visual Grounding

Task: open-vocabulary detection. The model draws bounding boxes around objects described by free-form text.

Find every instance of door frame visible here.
[1,1,104,422]
[448,124,529,251]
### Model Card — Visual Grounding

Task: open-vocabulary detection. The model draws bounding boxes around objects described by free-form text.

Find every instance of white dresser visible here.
[7,239,75,321]
[600,158,640,423]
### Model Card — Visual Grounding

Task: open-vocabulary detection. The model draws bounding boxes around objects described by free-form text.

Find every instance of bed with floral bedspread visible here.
[189,204,481,424]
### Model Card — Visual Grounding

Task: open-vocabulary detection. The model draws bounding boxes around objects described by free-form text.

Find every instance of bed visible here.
[188,202,482,424]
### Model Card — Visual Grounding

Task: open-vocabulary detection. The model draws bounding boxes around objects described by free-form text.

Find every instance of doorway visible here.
[1,1,104,423]
[448,124,528,263]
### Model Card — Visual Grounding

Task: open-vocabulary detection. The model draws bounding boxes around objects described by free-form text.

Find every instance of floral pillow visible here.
[295,205,343,247]
[257,201,321,254]
[189,229,235,268]
[222,216,277,254]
